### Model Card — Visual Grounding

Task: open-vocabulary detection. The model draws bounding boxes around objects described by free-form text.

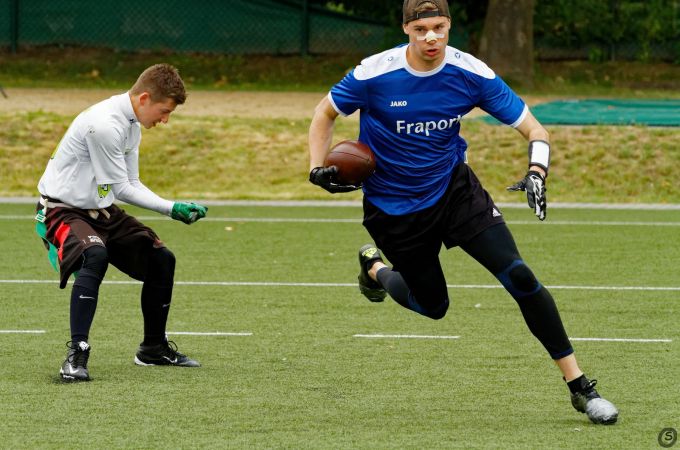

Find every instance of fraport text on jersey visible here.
[395,115,462,136]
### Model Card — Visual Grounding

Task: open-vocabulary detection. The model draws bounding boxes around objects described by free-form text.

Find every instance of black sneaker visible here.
[358,244,387,302]
[60,341,91,382]
[570,378,619,424]
[134,339,200,367]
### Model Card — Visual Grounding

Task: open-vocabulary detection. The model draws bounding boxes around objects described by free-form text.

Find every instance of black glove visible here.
[507,170,547,221]
[309,166,362,194]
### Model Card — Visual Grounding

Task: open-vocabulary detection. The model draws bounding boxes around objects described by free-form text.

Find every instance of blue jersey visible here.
[329,44,527,215]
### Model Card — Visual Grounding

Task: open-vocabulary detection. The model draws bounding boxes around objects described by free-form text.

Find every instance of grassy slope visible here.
[2,112,679,203]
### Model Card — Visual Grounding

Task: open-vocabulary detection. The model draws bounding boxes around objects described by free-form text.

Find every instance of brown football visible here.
[324,140,376,185]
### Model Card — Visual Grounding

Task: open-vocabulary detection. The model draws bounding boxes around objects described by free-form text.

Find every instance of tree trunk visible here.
[478,0,535,86]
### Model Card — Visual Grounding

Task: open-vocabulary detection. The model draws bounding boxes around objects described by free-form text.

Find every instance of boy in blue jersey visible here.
[309,0,618,424]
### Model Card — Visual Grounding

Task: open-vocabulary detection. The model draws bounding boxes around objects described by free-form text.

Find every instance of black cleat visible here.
[358,244,387,302]
[60,341,91,382]
[570,378,619,424]
[134,339,200,367]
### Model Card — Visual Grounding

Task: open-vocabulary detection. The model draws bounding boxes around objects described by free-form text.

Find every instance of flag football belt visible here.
[37,196,111,220]
[35,196,111,272]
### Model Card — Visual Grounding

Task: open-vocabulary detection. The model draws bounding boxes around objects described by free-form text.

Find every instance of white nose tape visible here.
[417,30,444,42]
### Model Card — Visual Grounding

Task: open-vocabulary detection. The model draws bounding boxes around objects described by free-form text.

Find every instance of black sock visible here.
[140,247,176,346]
[141,283,172,345]
[376,267,411,308]
[70,282,99,343]
[69,247,108,343]
[566,374,588,394]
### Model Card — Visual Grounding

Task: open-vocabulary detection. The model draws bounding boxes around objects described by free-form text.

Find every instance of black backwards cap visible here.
[402,0,451,24]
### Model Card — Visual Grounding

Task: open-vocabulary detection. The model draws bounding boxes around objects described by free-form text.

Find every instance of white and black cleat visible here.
[571,379,619,424]
[60,341,91,382]
[134,339,200,367]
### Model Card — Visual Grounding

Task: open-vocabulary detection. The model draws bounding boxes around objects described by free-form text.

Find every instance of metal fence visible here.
[533,0,679,62]
[0,0,400,55]
[1,0,678,61]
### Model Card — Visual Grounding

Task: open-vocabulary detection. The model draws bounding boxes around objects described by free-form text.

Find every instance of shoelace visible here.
[72,349,90,368]
[583,379,598,391]
[64,341,90,368]
[163,340,186,358]
[580,379,601,400]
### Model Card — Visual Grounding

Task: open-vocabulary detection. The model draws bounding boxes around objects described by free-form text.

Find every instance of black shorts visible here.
[36,201,164,288]
[362,163,504,270]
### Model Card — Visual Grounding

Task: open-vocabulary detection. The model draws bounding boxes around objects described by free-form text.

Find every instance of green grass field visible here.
[1,202,678,449]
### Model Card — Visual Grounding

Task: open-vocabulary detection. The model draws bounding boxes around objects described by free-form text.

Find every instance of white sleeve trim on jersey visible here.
[327,92,347,117]
[445,47,496,79]
[111,180,174,215]
[509,105,529,128]
[353,46,406,81]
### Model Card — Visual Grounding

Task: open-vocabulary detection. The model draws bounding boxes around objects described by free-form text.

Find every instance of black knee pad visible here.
[74,245,108,289]
[81,245,108,277]
[146,247,176,282]
[496,259,541,299]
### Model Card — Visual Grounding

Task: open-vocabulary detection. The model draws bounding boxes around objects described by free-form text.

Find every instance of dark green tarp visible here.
[482,99,680,126]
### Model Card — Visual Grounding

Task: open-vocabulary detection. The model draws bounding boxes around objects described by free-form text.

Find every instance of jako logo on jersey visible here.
[396,115,462,136]
[390,100,408,107]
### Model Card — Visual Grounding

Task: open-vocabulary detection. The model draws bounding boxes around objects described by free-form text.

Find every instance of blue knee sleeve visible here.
[407,293,449,320]
[495,259,542,299]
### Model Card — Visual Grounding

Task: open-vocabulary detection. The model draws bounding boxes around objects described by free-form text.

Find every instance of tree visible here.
[477,0,535,85]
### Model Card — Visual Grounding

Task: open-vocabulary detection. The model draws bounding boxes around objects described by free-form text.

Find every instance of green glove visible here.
[171,202,208,224]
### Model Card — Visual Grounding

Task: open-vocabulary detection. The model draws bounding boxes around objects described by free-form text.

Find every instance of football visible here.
[324,140,376,185]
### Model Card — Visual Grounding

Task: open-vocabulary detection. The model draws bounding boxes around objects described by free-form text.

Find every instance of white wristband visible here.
[529,140,550,173]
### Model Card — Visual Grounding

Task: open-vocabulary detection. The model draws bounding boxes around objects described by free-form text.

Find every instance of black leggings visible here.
[69,245,176,345]
[376,223,573,359]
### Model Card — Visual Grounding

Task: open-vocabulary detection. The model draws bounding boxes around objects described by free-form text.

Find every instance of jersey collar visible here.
[121,92,139,124]
[403,45,448,77]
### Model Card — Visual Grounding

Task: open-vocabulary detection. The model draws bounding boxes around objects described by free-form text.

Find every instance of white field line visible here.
[2,279,680,291]
[4,214,680,227]
[4,198,680,210]
[569,337,672,343]
[0,330,46,334]
[0,330,669,343]
[353,334,672,343]
[354,334,460,340]
[167,331,252,336]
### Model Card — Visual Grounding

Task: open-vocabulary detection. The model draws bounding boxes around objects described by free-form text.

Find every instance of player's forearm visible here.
[308,99,337,170]
[111,181,174,215]
[309,127,333,170]
[516,109,549,143]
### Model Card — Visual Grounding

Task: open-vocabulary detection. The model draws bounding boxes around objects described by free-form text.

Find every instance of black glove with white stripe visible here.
[507,170,547,221]
[309,166,362,194]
